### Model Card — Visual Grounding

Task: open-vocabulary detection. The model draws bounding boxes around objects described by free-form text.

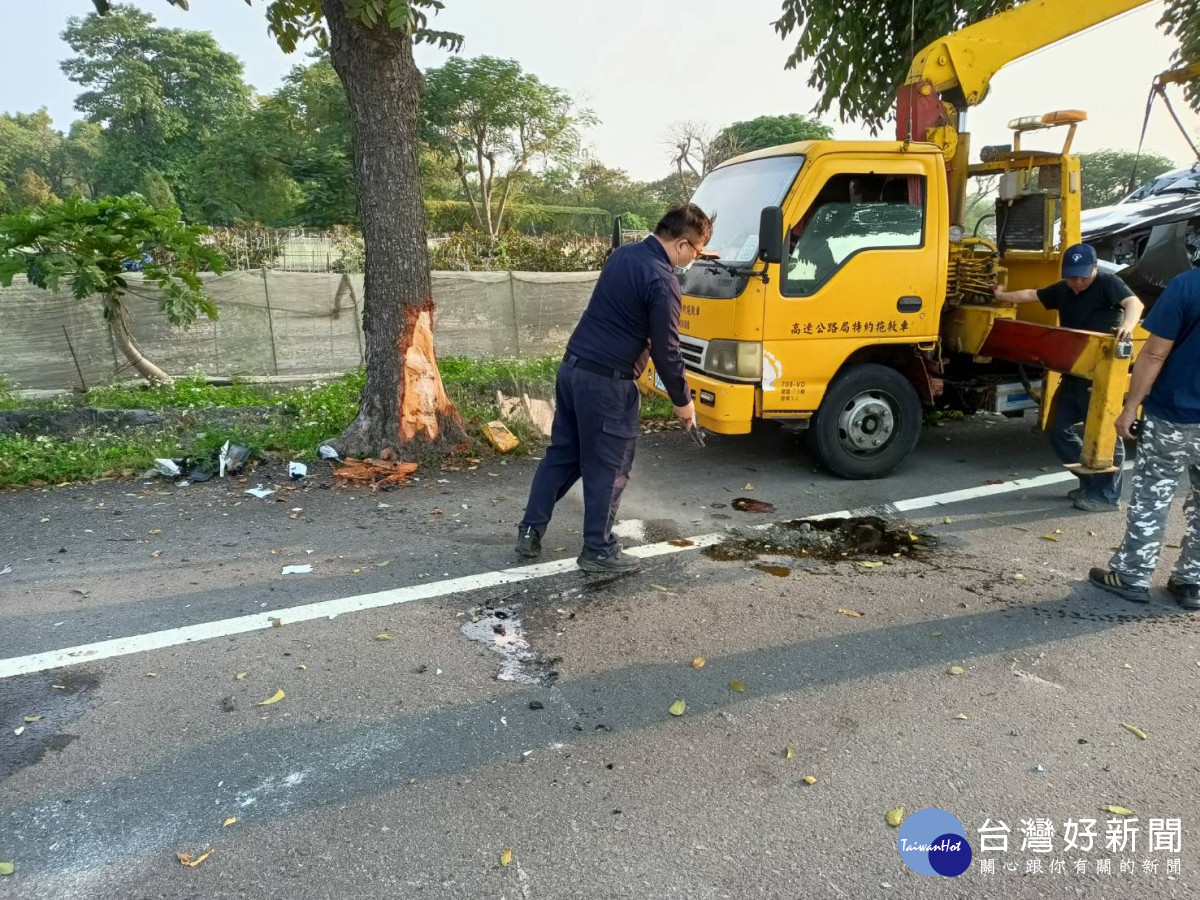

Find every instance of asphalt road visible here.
[3,414,1200,899]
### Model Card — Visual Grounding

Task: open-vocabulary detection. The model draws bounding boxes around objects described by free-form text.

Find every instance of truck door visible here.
[762,157,944,412]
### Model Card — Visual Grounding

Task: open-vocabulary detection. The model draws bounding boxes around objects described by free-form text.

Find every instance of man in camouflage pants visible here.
[1091,269,1200,608]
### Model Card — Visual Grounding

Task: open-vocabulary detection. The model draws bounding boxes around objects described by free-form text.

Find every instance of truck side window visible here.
[785,173,925,296]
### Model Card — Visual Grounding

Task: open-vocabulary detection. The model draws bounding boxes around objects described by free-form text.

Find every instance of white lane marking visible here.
[0,467,1112,679]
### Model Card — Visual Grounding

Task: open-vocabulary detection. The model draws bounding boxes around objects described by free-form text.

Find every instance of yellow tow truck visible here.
[640,0,1156,479]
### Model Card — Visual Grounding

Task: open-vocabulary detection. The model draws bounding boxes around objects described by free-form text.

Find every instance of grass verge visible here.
[0,358,676,487]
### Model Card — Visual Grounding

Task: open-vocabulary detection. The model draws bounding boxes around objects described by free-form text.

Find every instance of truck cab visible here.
[642,140,951,478]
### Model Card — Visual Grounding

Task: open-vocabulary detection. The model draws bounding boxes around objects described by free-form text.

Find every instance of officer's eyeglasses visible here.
[683,239,703,260]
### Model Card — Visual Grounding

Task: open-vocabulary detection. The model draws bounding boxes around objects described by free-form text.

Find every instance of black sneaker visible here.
[577,545,640,574]
[1167,578,1200,610]
[515,526,541,558]
[1089,567,1149,604]
[1067,486,1086,502]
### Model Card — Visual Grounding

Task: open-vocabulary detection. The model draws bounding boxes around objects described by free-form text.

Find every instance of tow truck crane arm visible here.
[896,0,1153,225]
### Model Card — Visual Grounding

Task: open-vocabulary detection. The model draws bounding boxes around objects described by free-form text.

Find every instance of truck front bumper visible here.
[639,363,757,435]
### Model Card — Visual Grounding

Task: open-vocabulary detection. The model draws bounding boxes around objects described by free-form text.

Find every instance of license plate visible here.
[653,371,666,393]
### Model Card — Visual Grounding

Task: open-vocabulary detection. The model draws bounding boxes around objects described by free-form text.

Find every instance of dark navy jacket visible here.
[565,237,690,407]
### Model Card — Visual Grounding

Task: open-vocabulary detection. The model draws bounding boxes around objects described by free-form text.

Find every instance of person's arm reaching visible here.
[647,277,695,427]
[991,285,1041,304]
[1116,334,1173,439]
[1116,295,1143,342]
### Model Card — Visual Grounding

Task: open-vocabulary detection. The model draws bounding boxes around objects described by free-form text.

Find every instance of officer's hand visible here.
[674,401,696,430]
[1115,324,1134,342]
[1116,407,1138,441]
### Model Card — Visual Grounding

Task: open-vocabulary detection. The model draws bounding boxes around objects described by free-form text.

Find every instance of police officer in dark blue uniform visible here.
[515,202,714,573]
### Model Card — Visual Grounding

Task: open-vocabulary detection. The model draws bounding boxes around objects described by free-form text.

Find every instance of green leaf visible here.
[0,862,13,876]
[669,700,686,717]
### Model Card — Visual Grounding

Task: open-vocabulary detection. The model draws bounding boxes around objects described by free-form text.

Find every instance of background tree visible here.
[1079,149,1177,209]
[61,6,252,214]
[0,194,224,385]
[716,114,832,154]
[423,56,590,237]
[772,0,1199,133]
[666,120,743,180]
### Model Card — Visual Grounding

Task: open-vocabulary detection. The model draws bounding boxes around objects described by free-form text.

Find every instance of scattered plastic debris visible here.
[281,564,313,575]
[219,442,250,477]
[318,444,341,461]
[288,462,308,481]
[482,420,520,453]
[154,458,181,478]
[245,486,276,499]
[332,457,418,489]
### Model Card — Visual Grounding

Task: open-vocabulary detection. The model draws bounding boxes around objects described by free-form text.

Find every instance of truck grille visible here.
[679,336,707,370]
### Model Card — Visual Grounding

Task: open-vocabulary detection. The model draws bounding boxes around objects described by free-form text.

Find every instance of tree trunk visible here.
[324,0,464,458]
[104,295,173,386]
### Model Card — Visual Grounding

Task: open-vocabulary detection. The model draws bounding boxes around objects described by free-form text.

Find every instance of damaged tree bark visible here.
[324,0,464,458]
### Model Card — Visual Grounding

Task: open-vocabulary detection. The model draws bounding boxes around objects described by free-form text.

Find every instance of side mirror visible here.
[758,206,784,265]
[611,216,622,251]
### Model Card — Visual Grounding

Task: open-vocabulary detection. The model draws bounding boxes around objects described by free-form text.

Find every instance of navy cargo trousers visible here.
[519,354,641,555]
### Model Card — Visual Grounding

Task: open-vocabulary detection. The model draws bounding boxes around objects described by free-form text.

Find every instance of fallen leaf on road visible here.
[235,672,247,681]
[149,529,162,535]
[13,727,24,736]
[729,680,746,693]
[430,508,443,516]
[145,672,157,678]
[954,713,969,720]
[909,533,920,543]
[931,630,944,637]
[1013,573,1026,580]
[22,716,41,723]
[669,700,687,717]
[1122,663,1132,670]
[176,851,212,868]
[803,775,817,785]
[150,550,163,558]
[71,589,89,597]
[743,482,754,491]
[1120,722,1148,740]
[270,617,283,628]
[257,689,285,706]
[691,656,706,669]
[376,561,389,567]
[1102,805,1135,816]
[376,633,395,641]
[52,684,65,690]
[296,665,307,671]
[943,517,953,525]
[886,808,904,827]
[669,539,694,547]
[0,862,13,876]
[650,584,670,592]
[222,818,237,828]
[984,479,1004,485]
[837,608,864,618]
[785,747,796,760]
[499,848,513,867]
[1041,534,1059,542]
[947,665,965,676]
[859,561,884,569]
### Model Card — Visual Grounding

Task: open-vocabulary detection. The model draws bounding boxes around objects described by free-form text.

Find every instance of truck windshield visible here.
[690,155,804,262]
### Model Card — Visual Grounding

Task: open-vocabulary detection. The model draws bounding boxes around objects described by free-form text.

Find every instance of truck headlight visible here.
[704,340,762,380]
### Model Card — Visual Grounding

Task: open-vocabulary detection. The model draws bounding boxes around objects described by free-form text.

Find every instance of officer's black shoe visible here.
[1167,577,1200,610]
[1088,567,1149,604]
[577,545,640,574]
[515,526,542,559]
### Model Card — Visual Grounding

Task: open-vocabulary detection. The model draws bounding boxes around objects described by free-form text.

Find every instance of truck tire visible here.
[808,363,923,480]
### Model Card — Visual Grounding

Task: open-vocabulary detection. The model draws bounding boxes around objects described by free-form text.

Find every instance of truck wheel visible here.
[809,363,923,480]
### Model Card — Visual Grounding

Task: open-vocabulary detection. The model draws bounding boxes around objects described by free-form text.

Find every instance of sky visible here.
[6,0,1199,183]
